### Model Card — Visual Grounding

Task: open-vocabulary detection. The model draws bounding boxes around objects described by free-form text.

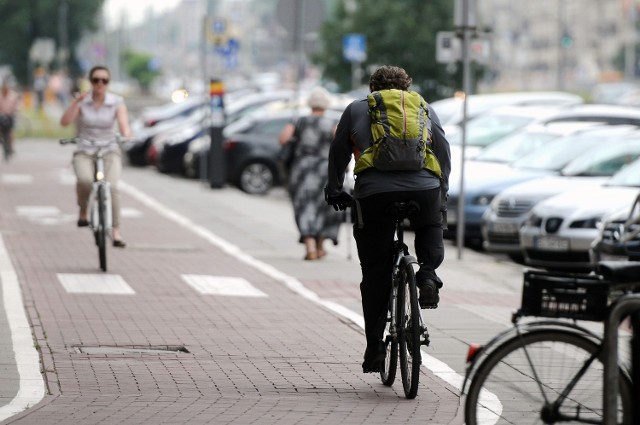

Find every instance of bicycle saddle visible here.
[385,200,421,220]
[597,260,640,283]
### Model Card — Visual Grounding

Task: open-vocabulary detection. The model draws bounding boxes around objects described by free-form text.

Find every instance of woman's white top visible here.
[75,92,123,154]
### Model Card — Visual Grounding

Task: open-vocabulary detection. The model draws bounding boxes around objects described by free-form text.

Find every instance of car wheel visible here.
[238,162,275,195]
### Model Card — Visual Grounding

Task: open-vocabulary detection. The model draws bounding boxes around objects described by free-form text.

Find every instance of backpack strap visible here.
[369,91,389,144]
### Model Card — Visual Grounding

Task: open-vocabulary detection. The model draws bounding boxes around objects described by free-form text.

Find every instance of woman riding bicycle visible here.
[60,65,131,247]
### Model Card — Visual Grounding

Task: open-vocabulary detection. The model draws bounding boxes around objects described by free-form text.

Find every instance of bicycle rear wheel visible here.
[398,260,421,399]
[465,329,633,425]
[96,185,107,272]
[380,298,398,386]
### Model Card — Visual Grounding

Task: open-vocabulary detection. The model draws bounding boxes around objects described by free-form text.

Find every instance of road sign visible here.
[343,33,366,63]
[205,16,228,46]
[436,31,491,64]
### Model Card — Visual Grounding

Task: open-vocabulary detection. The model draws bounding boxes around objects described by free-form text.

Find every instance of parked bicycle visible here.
[379,201,431,399]
[461,196,640,424]
[60,137,118,271]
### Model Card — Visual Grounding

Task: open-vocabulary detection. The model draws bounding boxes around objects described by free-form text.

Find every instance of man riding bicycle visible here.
[325,65,451,373]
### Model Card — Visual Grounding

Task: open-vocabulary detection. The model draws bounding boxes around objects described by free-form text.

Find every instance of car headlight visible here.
[569,216,602,229]
[525,213,542,227]
[473,195,494,206]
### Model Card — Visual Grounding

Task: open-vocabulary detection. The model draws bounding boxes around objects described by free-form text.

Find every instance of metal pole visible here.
[456,0,473,260]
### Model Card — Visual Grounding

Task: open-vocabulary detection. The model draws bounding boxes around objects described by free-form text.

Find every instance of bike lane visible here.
[0,139,529,424]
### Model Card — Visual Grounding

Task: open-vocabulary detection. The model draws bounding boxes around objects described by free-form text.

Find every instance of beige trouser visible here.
[72,150,122,227]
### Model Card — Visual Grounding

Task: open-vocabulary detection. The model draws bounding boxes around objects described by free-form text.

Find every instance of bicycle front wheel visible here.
[465,329,633,425]
[96,185,107,272]
[397,260,421,399]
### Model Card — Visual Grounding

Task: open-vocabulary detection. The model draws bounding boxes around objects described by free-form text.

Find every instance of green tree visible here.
[122,51,161,93]
[0,0,104,85]
[313,0,458,100]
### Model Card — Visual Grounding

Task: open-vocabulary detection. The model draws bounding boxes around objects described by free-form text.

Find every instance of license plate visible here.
[489,221,519,234]
[534,236,569,251]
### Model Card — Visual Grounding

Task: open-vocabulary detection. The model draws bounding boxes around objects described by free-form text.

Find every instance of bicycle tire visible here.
[97,185,107,272]
[398,260,421,399]
[465,329,633,425]
[380,297,398,386]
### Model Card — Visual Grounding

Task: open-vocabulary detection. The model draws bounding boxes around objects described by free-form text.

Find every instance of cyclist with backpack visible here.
[325,65,451,373]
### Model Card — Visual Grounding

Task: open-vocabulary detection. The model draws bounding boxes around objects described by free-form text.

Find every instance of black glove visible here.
[324,188,353,211]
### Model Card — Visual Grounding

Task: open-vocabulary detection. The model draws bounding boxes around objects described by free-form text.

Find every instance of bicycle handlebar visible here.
[59,136,128,146]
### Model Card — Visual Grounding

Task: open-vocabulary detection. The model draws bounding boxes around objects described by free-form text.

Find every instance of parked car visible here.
[519,158,640,271]
[124,104,209,166]
[590,194,640,263]
[446,124,640,245]
[432,91,584,129]
[482,126,640,256]
[445,105,569,158]
[155,123,211,174]
[139,95,206,127]
[225,90,296,125]
[185,108,341,194]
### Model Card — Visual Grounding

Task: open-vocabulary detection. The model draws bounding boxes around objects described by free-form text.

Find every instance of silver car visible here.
[519,159,640,271]
[483,126,640,256]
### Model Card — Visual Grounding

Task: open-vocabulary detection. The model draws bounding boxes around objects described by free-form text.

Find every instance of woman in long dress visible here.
[279,87,342,260]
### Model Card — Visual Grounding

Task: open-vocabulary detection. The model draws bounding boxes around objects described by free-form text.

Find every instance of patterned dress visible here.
[288,115,343,245]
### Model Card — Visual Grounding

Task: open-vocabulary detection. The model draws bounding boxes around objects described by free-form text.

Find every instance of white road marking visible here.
[182,275,268,297]
[16,206,61,217]
[121,207,143,218]
[120,181,467,396]
[1,174,33,184]
[57,274,135,295]
[0,235,45,421]
[16,205,75,226]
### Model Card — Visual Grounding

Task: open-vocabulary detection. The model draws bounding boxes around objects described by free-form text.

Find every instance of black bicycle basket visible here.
[520,270,610,322]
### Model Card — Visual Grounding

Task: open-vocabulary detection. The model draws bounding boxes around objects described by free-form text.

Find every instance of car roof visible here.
[432,91,584,125]
[544,104,640,120]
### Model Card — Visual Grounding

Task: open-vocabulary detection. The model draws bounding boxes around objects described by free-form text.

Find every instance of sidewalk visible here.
[0,139,526,424]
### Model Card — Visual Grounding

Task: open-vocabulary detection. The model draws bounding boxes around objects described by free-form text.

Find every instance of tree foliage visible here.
[0,0,104,85]
[122,51,161,93]
[313,0,458,100]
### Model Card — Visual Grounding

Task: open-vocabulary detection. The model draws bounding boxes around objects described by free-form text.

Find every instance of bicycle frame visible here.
[89,151,112,234]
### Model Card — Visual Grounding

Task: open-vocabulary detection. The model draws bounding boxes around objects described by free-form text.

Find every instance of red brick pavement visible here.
[0,141,465,424]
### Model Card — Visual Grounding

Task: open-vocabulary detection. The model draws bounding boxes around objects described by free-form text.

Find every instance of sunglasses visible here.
[90,77,109,85]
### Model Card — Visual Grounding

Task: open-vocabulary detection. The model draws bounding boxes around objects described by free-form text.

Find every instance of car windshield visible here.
[511,129,617,171]
[450,113,536,147]
[606,158,640,187]
[561,138,640,177]
[474,130,559,163]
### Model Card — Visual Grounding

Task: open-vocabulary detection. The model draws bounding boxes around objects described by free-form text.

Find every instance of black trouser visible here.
[353,188,444,345]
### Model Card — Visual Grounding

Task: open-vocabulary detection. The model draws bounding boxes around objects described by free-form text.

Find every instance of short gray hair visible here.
[307,87,332,110]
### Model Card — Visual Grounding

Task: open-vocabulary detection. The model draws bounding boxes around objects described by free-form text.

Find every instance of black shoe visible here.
[362,340,386,373]
[418,279,440,309]
[77,219,89,227]
[113,240,126,248]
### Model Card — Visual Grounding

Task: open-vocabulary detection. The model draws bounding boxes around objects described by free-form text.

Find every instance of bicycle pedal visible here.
[421,338,430,347]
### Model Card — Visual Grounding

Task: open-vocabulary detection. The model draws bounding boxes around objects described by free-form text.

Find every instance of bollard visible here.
[208,79,226,189]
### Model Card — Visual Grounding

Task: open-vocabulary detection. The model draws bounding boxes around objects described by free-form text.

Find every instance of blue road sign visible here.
[343,33,366,63]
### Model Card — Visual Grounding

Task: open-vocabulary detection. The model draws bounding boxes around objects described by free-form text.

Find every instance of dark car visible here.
[147,119,210,175]
[125,104,209,166]
[184,108,340,194]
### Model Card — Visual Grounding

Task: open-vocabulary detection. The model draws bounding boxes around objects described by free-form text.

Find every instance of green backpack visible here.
[354,89,441,177]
